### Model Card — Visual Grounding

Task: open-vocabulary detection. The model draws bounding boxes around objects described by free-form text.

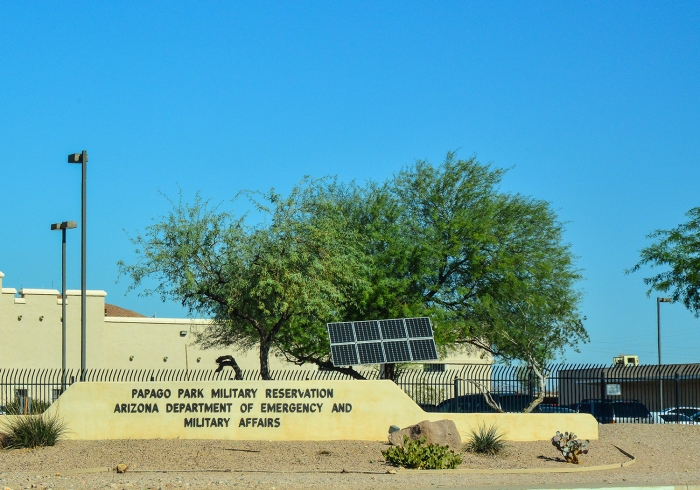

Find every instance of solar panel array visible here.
[327,317,439,366]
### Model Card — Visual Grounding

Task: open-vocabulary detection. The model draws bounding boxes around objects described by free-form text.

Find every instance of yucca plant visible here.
[464,422,506,455]
[0,412,67,449]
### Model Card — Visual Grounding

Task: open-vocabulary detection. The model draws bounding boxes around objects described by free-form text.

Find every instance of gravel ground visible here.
[0,425,697,489]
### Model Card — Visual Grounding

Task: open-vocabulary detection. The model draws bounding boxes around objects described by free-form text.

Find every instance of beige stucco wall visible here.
[44,380,598,442]
[0,271,490,371]
[102,317,286,371]
[0,288,105,369]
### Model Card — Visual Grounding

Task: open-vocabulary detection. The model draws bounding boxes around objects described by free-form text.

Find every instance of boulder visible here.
[388,419,461,449]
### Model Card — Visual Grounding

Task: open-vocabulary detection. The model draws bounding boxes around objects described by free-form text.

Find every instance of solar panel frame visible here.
[327,322,355,344]
[353,320,382,342]
[409,338,439,361]
[379,319,407,339]
[383,340,412,363]
[327,316,438,366]
[405,317,433,338]
[357,341,386,364]
[330,344,359,366]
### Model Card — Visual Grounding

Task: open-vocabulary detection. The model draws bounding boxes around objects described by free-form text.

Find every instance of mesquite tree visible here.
[118,180,368,380]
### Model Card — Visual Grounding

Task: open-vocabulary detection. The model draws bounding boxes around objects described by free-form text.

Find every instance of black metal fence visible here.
[3,364,700,423]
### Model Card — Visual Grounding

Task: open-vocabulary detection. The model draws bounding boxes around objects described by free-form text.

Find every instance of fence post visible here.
[675,373,680,424]
[453,377,459,412]
[600,371,606,402]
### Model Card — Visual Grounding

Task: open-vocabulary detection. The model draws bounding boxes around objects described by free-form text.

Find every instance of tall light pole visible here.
[68,151,88,381]
[51,221,77,391]
[657,297,672,411]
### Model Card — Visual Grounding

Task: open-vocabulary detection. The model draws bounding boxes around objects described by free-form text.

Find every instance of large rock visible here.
[388,419,462,449]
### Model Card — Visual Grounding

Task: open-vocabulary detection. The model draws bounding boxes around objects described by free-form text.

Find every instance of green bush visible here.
[0,412,67,449]
[464,423,506,455]
[4,397,51,415]
[382,436,462,469]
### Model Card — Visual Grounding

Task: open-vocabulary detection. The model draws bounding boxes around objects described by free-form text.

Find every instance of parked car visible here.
[418,403,439,412]
[658,413,696,424]
[436,393,535,413]
[535,404,577,413]
[651,407,700,424]
[576,399,653,424]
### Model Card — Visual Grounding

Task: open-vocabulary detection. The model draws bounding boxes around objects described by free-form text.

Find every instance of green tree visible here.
[356,153,586,410]
[628,206,700,316]
[119,153,586,397]
[118,180,369,379]
[273,153,587,405]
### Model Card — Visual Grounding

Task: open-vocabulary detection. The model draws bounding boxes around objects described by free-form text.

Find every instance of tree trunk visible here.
[522,363,547,413]
[315,361,367,380]
[260,340,272,380]
[382,363,396,381]
[462,379,504,412]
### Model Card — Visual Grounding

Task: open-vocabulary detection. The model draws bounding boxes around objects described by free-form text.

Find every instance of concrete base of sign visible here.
[39,380,597,442]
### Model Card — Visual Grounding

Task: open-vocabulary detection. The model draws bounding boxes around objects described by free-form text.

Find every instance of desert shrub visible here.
[464,423,506,455]
[0,412,67,449]
[382,436,462,469]
[4,397,51,415]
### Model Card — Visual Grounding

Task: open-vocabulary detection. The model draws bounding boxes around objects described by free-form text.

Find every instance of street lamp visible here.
[68,150,88,380]
[50,221,77,390]
[657,297,672,412]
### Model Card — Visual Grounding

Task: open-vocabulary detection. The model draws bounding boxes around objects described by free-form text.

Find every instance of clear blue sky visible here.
[1,1,698,365]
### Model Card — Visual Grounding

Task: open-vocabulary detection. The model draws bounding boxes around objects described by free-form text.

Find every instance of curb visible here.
[417,486,700,490]
[399,444,635,475]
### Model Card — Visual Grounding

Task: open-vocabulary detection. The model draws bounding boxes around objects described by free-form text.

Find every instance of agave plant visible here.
[551,431,589,464]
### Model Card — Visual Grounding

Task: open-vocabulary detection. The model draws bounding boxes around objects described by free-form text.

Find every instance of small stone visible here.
[387,469,397,474]
[116,464,129,474]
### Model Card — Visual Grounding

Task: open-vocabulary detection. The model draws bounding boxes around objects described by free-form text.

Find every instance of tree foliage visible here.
[628,206,700,316]
[118,180,368,379]
[119,153,587,391]
[279,154,586,380]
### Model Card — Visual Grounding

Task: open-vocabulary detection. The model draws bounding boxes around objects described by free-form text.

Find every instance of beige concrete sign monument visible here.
[46,380,598,442]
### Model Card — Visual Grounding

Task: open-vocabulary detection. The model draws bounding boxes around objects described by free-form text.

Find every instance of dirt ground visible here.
[0,424,697,489]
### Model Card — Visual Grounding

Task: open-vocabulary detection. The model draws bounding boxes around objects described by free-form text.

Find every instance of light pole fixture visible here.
[68,150,88,381]
[657,297,672,412]
[51,221,77,391]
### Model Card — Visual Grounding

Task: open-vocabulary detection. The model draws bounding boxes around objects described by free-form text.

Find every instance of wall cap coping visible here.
[105,317,211,325]
[0,270,4,278]
[14,298,26,304]
[66,289,108,297]
[19,288,61,296]
[2,288,17,294]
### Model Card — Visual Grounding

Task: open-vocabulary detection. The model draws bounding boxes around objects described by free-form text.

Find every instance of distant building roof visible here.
[559,363,700,379]
[104,304,146,318]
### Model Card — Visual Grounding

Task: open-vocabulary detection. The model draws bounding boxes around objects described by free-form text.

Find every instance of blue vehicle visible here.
[535,404,576,413]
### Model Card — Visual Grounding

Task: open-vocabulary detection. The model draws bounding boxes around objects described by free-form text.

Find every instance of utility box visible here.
[613,354,639,366]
